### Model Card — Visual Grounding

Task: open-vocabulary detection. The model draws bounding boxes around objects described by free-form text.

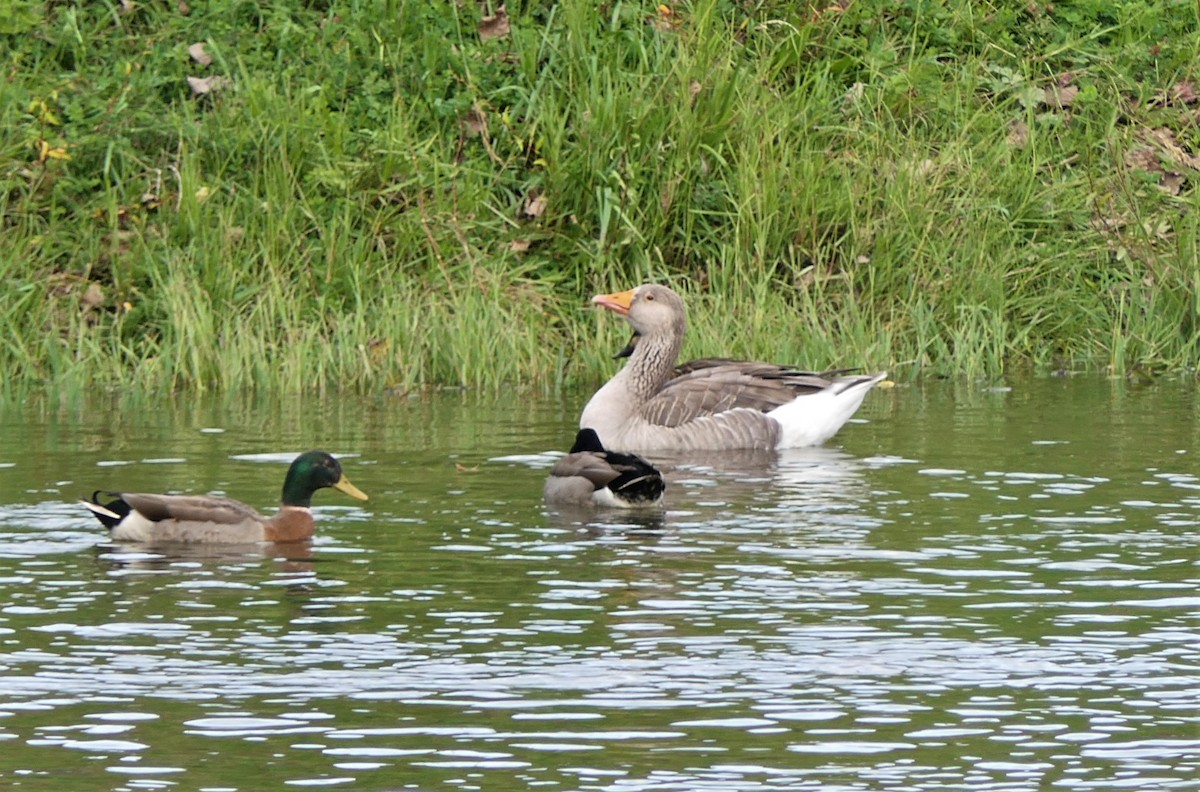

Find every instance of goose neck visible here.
[626,331,681,398]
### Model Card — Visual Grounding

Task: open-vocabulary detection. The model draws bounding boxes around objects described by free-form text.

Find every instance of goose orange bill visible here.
[591,287,637,316]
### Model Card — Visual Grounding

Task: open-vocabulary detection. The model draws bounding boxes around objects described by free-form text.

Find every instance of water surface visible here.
[0,378,1196,790]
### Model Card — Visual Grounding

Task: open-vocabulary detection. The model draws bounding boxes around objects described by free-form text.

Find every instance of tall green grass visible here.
[3,0,1200,398]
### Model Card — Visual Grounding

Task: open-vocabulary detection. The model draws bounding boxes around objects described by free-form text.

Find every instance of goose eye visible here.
[645,293,655,301]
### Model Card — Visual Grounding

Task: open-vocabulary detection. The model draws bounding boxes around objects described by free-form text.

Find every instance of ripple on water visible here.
[1,384,1198,789]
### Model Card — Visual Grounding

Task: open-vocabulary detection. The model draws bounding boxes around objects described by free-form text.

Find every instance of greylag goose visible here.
[580,284,887,451]
[82,451,368,543]
[543,429,665,507]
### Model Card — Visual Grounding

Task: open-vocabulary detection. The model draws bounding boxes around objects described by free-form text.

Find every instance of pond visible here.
[0,378,1197,790]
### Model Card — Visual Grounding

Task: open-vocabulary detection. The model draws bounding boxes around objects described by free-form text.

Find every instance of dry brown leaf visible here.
[462,105,487,137]
[524,193,547,218]
[1159,172,1185,195]
[479,6,509,42]
[81,283,105,310]
[651,3,681,32]
[1146,127,1200,170]
[188,42,212,66]
[177,1,190,14]
[1043,84,1078,109]
[1007,119,1029,148]
[689,80,702,104]
[454,463,479,473]
[509,238,531,253]
[187,75,228,95]
[1125,146,1160,173]
[660,179,678,214]
[1153,81,1198,107]
[1091,209,1131,235]
[1170,81,1198,104]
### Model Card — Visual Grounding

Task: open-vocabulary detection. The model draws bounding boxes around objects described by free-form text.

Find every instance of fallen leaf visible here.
[81,283,105,310]
[907,158,936,179]
[177,1,190,14]
[660,179,679,213]
[36,140,71,163]
[454,463,479,473]
[1124,146,1160,173]
[1146,127,1200,170]
[689,80,702,104]
[1007,119,1029,148]
[1143,219,1171,241]
[1043,84,1078,109]
[187,75,228,95]
[1091,209,1131,235]
[1159,171,1185,195]
[524,193,547,218]
[509,238,531,253]
[478,6,509,41]
[188,42,212,66]
[461,105,487,137]
[651,3,681,31]
[1169,80,1198,105]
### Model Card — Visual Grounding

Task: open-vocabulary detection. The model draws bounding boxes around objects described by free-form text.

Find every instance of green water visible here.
[0,379,1196,790]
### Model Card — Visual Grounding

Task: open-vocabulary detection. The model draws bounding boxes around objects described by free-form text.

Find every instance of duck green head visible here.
[282,451,369,507]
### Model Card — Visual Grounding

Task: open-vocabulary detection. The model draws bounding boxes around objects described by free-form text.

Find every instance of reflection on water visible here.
[0,379,1196,790]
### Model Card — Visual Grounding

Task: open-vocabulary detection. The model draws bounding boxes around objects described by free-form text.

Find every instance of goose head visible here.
[592,284,687,341]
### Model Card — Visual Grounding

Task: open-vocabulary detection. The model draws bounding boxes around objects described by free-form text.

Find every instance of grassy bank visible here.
[3,0,1200,395]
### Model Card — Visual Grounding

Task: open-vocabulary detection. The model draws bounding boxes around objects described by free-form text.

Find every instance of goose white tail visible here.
[768,372,888,448]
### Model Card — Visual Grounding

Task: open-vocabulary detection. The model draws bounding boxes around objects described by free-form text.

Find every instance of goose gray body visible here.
[580,284,887,452]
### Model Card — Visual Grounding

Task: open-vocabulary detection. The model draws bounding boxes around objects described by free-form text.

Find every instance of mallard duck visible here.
[580,284,888,451]
[544,428,665,507]
[82,450,368,543]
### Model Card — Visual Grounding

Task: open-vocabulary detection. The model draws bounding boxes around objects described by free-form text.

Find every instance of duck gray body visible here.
[544,429,665,507]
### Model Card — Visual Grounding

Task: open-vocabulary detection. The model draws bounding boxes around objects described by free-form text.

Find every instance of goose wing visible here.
[641,363,850,427]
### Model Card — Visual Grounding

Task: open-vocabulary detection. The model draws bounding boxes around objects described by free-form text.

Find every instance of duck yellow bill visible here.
[591,287,637,316]
[334,475,369,501]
